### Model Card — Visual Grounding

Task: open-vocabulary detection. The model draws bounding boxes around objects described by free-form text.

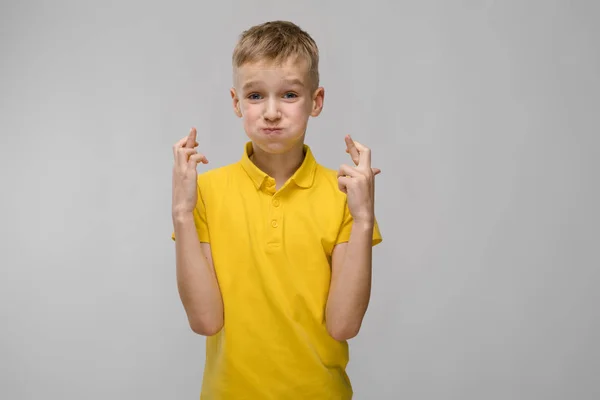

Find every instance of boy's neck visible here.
[250,141,306,190]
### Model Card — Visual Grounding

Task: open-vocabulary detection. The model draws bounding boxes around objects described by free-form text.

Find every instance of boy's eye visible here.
[283,92,298,99]
[247,93,262,100]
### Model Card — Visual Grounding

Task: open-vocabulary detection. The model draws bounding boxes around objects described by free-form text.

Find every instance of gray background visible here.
[1,0,599,399]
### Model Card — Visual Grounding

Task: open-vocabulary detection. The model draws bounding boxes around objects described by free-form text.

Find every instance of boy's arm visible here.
[326,219,374,341]
[326,135,381,341]
[172,128,223,336]
[173,212,224,336]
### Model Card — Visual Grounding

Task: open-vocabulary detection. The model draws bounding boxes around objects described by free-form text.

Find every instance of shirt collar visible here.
[240,141,317,190]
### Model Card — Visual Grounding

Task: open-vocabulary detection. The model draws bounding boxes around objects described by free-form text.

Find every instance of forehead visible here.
[235,57,310,89]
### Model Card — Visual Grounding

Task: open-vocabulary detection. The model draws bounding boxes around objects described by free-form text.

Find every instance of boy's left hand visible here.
[338,135,381,224]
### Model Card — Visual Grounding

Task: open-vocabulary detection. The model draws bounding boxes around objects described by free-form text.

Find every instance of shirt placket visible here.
[264,177,283,249]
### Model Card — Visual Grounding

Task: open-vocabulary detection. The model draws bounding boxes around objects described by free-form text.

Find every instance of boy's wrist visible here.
[172,211,194,224]
[352,218,374,230]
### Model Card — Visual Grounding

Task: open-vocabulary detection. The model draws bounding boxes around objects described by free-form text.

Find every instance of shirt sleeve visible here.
[171,180,210,243]
[335,199,382,246]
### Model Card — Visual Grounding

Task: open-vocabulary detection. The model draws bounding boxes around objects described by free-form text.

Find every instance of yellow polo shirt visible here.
[172,141,382,399]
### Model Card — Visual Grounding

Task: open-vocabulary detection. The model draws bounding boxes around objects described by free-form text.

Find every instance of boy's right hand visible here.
[172,127,208,217]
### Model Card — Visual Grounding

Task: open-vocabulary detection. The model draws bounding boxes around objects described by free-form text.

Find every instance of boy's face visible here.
[231,57,324,155]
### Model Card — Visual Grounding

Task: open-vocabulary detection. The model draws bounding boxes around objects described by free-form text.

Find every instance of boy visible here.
[171,20,382,399]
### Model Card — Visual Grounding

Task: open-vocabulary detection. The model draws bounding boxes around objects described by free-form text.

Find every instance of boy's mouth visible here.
[262,128,283,134]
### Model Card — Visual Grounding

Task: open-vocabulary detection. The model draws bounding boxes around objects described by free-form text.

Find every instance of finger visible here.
[173,137,199,157]
[337,176,350,193]
[372,168,381,175]
[173,136,188,157]
[177,147,197,169]
[352,140,372,169]
[337,163,360,178]
[189,152,209,166]
[345,135,360,165]
[175,138,198,148]
[185,127,197,148]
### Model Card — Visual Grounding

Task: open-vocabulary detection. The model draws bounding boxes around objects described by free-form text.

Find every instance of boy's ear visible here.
[310,87,325,117]
[231,88,242,118]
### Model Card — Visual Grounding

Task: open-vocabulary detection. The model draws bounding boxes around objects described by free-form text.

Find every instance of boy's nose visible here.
[263,99,281,121]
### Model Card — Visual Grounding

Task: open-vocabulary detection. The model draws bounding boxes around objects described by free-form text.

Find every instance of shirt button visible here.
[271,220,278,228]
[272,199,280,207]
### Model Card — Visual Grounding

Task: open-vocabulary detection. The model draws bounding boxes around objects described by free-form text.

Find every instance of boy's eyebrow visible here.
[281,78,305,87]
[242,78,305,91]
[242,81,260,91]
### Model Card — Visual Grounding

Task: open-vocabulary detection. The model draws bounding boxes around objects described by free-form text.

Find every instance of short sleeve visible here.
[335,200,382,247]
[171,181,210,243]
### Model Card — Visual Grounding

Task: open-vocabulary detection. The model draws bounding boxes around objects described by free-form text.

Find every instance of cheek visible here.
[241,104,259,120]
[287,103,310,121]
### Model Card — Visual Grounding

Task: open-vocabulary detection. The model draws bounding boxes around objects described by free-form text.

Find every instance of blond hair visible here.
[232,21,320,89]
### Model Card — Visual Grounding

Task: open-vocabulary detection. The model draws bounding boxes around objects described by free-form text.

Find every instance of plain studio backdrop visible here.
[1,1,599,399]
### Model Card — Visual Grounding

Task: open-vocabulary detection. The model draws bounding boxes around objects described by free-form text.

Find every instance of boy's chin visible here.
[249,136,304,155]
